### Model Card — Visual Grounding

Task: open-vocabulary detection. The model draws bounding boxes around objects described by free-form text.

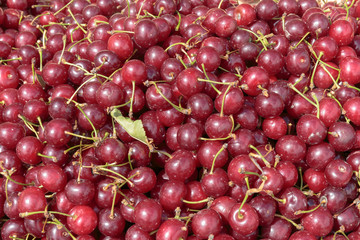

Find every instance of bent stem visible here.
[249,145,271,168]
[275,214,303,230]
[309,52,324,90]
[209,144,227,174]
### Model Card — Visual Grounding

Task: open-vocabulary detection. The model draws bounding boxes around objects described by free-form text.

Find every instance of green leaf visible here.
[110,109,148,145]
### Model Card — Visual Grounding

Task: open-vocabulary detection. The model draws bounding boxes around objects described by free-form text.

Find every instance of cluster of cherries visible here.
[2,0,360,239]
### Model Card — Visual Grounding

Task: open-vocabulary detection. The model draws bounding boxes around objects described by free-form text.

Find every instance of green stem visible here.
[210,144,227,174]
[309,52,324,89]
[182,198,209,204]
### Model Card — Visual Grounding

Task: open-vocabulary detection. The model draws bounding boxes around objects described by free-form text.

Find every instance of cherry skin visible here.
[156,218,188,240]
[328,122,356,152]
[67,205,98,236]
[0,122,25,149]
[275,135,306,163]
[127,167,157,194]
[324,159,353,188]
[296,114,327,145]
[191,209,223,239]
[261,217,292,240]
[134,198,163,232]
[37,164,67,193]
[65,179,95,206]
[228,203,259,236]
[301,207,334,237]
[18,187,47,220]
[278,187,307,220]
[15,136,43,165]
[201,168,230,198]
[98,208,125,237]
[249,195,276,226]
[165,149,197,182]
[44,118,73,147]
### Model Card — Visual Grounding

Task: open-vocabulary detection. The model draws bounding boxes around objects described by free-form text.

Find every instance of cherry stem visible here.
[76,104,99,138]
[51,217,77,240]
[249,145,271,168]
[298,167,303,190]
[239,28,268,50]
[175,11,181,31]
[320,63,340,89]
[20,210,72,218]
[95,166,136,186]
[220,84,232,117]
[54,0,74,15]
[152,149,172,158]
[237,193,249,219]
[201,63,221,95]
[274,214,303,230]
[182,198,209,204]
[288,83,317,108]
[37,153,57,162]
[128,81,136,119]
[333,226,349,240]
[65,131,97,141]
[164,42,188,52]
[245,177,251,190]
[309,52,324,90]
[0,172,34,187]
[121,198,135,209]
[291,32,310,50]
[149,81,190,114]
[67,75,98,105]
[18,115,40,139]
[345,0,356,20]
[109,185,118,219]
[310,92,320,119]
[209,143,227,174]
[295,196,327,215]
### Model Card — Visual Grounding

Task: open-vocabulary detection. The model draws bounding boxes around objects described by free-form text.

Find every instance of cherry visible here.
[165,149,197,181]
[1,219,27,240]
[328,121,356,152]
[0,122,25,150]
[227,154,260,185]
[184,181,208,210]
[241,66,269,96]
[261,217,292,240]
[256,0,279,20]
[67,205,98,236]
[134,198,163,232]
[95,138,127,164]
[325,159,353,188]
[125,224,152,240]
[286,48,310,76]
[156,218,188,240]
[278,187,307,220]
[176,67,205,99]
[65,179,96,206]
[334,205,360,233]
[37,164,67,192]
[201,168,229,198]
[339,56,360,85]
[329,19,354,46]
[18,187,47,220]
[301,206,334,237]
[106,33,133,61]
[191,209,223,239]
[98,208,125,237]
[228,203,259,236]
[275,135,306,163]
[249,195,276,226]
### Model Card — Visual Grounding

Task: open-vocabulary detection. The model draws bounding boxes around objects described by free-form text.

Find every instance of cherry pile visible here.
[2,0,360,239]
